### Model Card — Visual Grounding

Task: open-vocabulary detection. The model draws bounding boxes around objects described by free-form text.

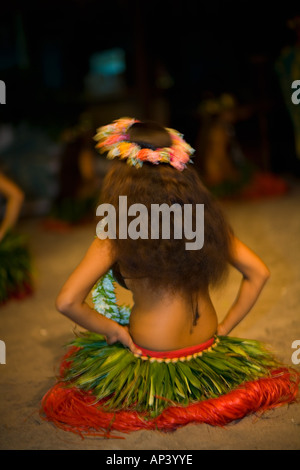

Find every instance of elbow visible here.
[259,264,271,286]
[55,292,75,317]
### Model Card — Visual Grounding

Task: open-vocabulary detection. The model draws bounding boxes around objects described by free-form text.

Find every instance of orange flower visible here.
[118,142,133,158]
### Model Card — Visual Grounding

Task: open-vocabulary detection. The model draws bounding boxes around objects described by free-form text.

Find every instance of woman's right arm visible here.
[217,236,270,336]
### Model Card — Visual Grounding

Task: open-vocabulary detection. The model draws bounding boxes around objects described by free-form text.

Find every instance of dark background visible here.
[1,0,300,198]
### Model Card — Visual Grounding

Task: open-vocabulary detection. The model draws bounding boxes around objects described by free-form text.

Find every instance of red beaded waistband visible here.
[134,336,215,360]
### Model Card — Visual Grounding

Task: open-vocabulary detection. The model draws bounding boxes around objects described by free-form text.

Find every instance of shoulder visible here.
[89,237,117,263]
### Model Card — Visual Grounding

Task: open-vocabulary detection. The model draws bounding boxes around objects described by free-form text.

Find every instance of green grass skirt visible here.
[41,331,299,436]
[60,332,298,417]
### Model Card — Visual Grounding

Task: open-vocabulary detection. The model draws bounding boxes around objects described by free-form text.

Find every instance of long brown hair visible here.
[99,121,233,296]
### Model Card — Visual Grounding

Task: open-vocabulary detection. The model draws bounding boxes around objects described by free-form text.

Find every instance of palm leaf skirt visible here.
[0,231,34,304]
[41,332,300,437]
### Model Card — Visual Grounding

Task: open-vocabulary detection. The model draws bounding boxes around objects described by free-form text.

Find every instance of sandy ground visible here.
[1,181,300,450]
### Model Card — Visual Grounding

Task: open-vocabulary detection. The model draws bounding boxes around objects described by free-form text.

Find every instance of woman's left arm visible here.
[56,237,141,354]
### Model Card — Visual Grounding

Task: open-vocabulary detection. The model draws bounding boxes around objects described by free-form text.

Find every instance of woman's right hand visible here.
[217,323,228,336]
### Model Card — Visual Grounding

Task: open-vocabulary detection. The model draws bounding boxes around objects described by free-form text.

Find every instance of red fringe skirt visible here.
[41,336,300,438]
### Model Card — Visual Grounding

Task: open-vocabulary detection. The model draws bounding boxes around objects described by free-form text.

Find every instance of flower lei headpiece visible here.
[94,117,195,171]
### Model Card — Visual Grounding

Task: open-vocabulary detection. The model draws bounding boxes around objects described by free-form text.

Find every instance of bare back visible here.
[122,274,218,351]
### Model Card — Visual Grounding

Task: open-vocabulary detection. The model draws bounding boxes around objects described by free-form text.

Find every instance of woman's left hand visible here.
[106,324,142,355]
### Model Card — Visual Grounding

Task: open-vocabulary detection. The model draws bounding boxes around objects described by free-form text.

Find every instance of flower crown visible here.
[94,117,195,171]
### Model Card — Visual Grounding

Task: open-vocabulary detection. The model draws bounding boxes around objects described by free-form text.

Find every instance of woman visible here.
[41,118,299,437]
